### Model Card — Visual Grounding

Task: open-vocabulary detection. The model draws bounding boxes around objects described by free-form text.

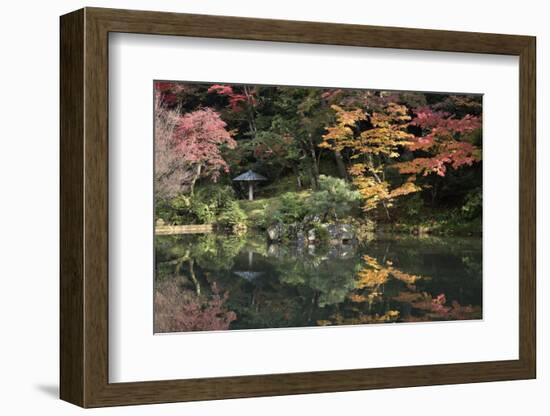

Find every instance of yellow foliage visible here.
[356,268,390,288]
[356,255,423,289]
[324,310,401,325]
[391,269,422,285]
[321,102,420,212]
[362,255,380,268]
[352,176,391,211]
[348,293,369,303]
[320,105,366,151]
[389,181,422,199]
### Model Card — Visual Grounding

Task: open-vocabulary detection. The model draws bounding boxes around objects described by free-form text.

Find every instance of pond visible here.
[154,232,482,333]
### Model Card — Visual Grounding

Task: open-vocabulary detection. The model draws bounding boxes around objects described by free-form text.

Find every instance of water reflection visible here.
[154,232,482,333]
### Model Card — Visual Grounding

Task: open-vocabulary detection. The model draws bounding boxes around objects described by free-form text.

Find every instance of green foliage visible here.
[195,184,236,209]
[156,184,248,227]
[192,234,246,271]
[309,175,361,220]
[268,192,311,224]
[392,207,482,237]
[461,188,482,220]
[216,200,247,229]
[238,198,272,229]
[402,193,424,218]
[312,223,330,243]
[251,176,361,228]
[189,198,216,224]
[381,182,482,237]
[155,194,192,225]
[277,254,359,307]
[244,130,300,178]
[260,175,305,197]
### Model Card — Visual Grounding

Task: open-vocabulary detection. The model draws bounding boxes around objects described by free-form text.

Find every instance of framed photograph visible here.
[60,7,536,408]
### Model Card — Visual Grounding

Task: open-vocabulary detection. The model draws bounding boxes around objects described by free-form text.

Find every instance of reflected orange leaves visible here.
[326,254,482,325]
[317,310,400,326]
[348,292,381,303]
[356,255,422,289]
[356,268,390,288]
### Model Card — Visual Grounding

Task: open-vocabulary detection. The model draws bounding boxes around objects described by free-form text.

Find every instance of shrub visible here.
[263,176,361,227]
[268,192,310,224]
[461,189,482,220]
[156,184,246,226]
[155,194,193,224]
[308,175,361,221]
[313,223,330,243]
[189,199,216,224]
[403,193,424,218]
[195,184,236,210]
[216,201,247,229]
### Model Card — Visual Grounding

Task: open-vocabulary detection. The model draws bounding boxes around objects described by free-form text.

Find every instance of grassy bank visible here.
[238,191,312,229]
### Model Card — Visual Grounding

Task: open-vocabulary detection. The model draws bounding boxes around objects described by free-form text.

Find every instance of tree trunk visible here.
[368,155,391,221]
[188,259,200,296]
[307,134,320,189]
[310,166,319,189]
[333,150,348,180]
[243,85,257,138]
[189,164,202,195]
[292,165,302,189]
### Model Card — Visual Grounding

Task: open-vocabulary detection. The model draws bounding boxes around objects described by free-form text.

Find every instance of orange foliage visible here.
[321,103,421,213]
[356,255,423,289]
[320,310,400,326]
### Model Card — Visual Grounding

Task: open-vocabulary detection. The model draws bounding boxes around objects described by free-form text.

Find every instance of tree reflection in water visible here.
[154,232,481,333]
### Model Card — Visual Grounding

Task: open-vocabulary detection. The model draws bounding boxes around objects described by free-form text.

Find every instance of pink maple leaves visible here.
[172,108,237,182]
[155,280,237,333]
[408,107,481,151]
[396,107,482,177]
[154,81,188,107]
[208,84,251,111]
[406,292,480,321]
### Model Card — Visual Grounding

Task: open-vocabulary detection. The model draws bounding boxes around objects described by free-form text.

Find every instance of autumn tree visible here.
[154,95,195,199]
[155,81,200,109]
[392,105,482,206]
[321,102,420,217]
[395,106,482,177]
[207,84,258,139]
[172,108,237,194]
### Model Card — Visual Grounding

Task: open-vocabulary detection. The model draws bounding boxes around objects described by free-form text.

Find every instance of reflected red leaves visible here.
[393,291,481,322]
[154,279,237,333]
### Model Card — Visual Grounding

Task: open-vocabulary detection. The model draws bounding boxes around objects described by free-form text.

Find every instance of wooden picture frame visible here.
[60,7,536,408]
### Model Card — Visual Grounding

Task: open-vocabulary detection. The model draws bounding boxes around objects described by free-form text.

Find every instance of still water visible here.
[154,232,482,333]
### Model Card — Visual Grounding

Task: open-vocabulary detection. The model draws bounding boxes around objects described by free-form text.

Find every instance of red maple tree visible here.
[207,84,254,112]
[396,107,482,177]
[172,108,237,193]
